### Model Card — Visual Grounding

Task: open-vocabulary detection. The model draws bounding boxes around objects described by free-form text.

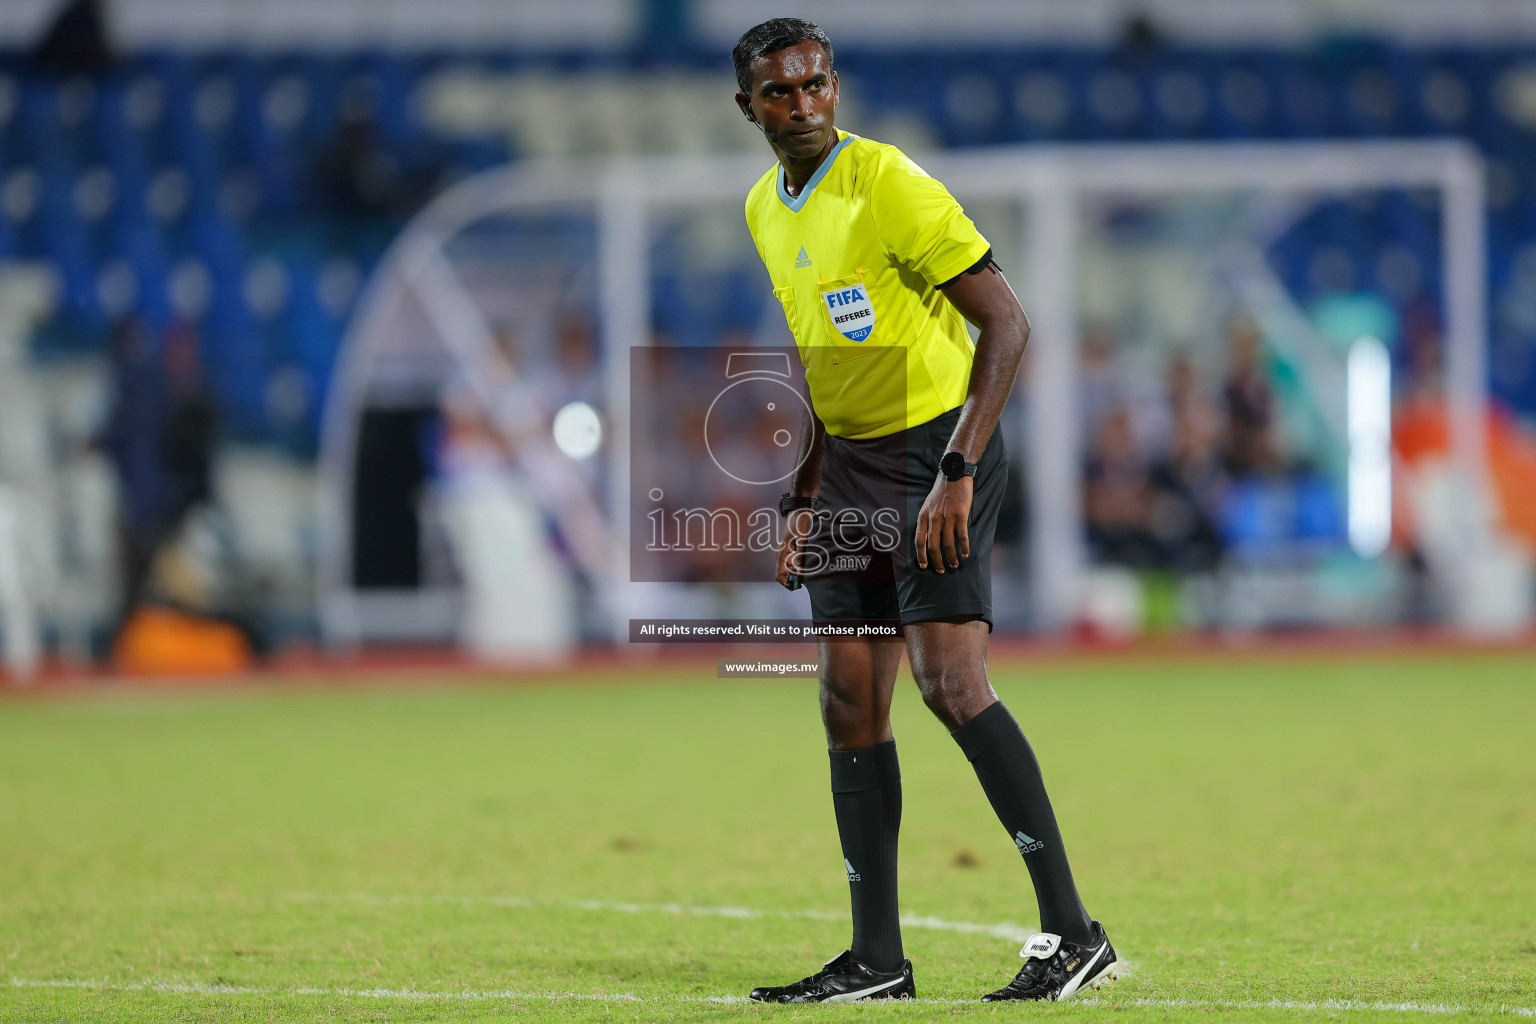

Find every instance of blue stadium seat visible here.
[1220,478,1293,560]
[200,288,268,438]
[1145,49,1217,140]
[1294,474,1345,543]
[280,264,342,449]
[1221,475,1346,562]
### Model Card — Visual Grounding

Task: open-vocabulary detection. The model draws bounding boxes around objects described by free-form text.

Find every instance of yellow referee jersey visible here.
[745,130,992,439]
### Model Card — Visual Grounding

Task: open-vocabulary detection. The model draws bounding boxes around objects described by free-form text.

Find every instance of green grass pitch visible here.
[2,651,1533,1022]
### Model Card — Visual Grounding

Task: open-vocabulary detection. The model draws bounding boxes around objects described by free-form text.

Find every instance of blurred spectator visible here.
[314,108,402,223]
[312,99,440,238]
[1084,405,1158,568]
[534,315,604,413]
[1398,300,1445,406]
[1081,348,1232,574]
[1078,327,1120,443]
[1222,315,1281,476]
[1147,369,1227,573]
[438,327,522,473]
[160,318,217,520]
[1116,11,1162,58]
[28,0,114,76]
[1167,350,1202,422]
[103,315,217,654]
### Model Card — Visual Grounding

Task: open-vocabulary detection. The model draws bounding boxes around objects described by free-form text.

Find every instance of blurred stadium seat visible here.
[4,40,1536,446]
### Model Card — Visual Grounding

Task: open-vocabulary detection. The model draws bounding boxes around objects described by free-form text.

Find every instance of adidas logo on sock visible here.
[845,858,861,882]
[1014,831,1045,854]
[794,246,813,268]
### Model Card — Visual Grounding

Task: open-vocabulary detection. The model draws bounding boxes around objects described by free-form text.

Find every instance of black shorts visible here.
[802,406,1007,631]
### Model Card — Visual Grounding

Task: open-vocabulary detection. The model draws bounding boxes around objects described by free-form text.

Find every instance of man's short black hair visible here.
[731,18,834,94]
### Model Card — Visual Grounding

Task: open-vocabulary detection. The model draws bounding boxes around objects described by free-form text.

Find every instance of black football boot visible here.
[749,949,916,1003]
[980,922,1118,1002]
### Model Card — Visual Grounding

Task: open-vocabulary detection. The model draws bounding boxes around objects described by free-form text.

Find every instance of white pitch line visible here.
[9,978,1536,1016]
[13,897,1535,1017]
[281,891,1036,944]
[1075,997,1536,1018]
[6,978,656,1001]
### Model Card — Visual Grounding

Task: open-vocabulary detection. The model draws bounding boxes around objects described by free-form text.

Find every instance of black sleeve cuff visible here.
[936,248,997,289]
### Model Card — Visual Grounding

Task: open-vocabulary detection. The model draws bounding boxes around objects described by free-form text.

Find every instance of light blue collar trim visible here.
[776,133,854,213]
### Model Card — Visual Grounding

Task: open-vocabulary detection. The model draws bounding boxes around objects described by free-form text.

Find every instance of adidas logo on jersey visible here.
[794,246,813,268]
[845,858,861,881]
[1015,831,1045,854]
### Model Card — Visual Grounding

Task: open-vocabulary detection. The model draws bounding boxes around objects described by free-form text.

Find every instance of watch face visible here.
[941,452,976,480]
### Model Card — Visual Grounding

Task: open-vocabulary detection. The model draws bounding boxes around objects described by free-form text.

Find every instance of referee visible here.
[735,19,1117,1003]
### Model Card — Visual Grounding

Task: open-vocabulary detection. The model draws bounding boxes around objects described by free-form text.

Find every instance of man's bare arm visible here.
[911,261,1029,572]
[775,401,826,588]
[937,261,1031,461]
[788,404,825,498]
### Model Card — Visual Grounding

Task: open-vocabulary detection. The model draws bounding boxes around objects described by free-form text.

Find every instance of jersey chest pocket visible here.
[817,268,888,365]
[772,284,812,367]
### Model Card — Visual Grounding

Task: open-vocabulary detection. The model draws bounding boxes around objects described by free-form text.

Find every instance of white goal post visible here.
[318,138,1487,645]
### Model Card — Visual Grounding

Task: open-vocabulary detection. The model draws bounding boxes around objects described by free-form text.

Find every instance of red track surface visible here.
[4,627,1536,696]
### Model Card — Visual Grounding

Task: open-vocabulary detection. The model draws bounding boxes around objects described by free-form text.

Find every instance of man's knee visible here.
[820,667,892,748]
[911,658,994,730]
[820,670,867,714]
[821,666,881,713]
[905,618,994,729]
[912,666,965,721]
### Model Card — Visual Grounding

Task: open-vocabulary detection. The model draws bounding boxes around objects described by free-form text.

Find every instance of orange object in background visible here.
[1393,397,1536,550]
[1489,422,1536,548]
[113,606,252,677]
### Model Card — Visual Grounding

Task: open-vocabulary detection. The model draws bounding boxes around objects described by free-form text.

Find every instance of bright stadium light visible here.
[552,401,603,460]
[1347,336,1392,559]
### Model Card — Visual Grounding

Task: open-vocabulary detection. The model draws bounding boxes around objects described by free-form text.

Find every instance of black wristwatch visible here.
[940,451,978,482]
[778,493,819,517]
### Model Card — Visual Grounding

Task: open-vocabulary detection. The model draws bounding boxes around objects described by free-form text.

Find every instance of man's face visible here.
[736,40,838,160]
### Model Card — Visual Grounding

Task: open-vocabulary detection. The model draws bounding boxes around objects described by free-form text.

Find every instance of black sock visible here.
[829,740,903,971]
[951,701,1093,944]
